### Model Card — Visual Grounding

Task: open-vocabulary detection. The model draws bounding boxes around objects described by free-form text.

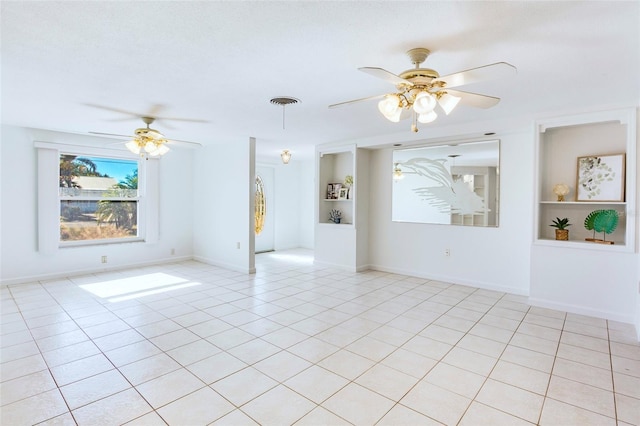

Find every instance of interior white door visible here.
[255,166,275,253]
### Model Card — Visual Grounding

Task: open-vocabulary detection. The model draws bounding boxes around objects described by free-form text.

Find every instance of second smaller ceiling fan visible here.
[90,116,203,158]
[329,48,517,132]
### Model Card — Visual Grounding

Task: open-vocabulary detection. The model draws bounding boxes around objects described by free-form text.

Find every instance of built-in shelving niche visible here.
[534,108,636,252]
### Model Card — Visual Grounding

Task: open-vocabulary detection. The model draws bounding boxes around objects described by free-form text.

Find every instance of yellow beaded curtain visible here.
[255,176,266,235]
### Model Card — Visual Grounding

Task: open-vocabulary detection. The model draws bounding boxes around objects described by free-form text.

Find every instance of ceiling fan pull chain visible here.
[411,112,418,133]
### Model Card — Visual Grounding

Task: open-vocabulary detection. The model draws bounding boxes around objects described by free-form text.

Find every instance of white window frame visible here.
[36,142,159,253]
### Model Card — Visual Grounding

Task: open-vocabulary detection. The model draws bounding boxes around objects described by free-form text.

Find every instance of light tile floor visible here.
[1,249,639,425]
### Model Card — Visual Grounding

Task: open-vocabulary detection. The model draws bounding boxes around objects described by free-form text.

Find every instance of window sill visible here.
[59,237,145,248]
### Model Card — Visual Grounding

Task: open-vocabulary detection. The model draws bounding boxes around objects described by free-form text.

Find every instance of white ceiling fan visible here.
[329,48,517,132]
[88,106,205,157]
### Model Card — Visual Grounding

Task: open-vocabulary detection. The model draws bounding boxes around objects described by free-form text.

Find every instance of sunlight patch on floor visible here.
[79,272,201,302]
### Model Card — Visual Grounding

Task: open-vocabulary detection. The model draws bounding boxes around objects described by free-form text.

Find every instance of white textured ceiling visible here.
[2,1,638,161]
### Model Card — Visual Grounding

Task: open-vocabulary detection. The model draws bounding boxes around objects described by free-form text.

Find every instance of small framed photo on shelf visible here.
[576,153,625,201]
[338,187,349,200]
[326,183,342,199]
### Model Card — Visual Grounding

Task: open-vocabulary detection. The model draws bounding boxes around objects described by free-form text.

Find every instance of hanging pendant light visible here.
[271,96,300,164]
[281,149,292,164]
[270,97,300,129]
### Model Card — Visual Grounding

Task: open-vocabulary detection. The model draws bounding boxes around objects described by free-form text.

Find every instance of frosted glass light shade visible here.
[418,111,438,123]
[438,92,461,115]
[281,149,291,164]
[156,144,170,156]
[125,140,141,155]
[144,140,157,153]
[378,95,402,122]
[413,91,436,114]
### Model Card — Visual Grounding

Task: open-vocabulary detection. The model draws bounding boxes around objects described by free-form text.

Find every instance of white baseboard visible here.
[193,256,255,274]
[313,259,358,273]
[0,255,193,287]
[355,264,371,273]
[368,263,529,296]
[528,297,635,325]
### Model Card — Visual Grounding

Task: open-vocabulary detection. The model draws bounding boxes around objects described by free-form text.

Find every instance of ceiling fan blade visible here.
[446,89,500,109]
[359,67,413,86]
[154,116,210,124]
[84,103,143,118]
[147,104,166,117]
[329,94,385,109]
[167,139,203,148]
[89,131,133,139]
[434,62,516,89]
[85,103,209,123]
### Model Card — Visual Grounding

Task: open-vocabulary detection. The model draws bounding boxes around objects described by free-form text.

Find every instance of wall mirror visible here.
[392,139,500,227]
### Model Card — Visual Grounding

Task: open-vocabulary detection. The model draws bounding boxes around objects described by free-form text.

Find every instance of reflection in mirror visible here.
[392,140,500,227]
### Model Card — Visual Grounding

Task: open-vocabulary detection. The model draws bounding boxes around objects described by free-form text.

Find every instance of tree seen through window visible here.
[59,155,139,242]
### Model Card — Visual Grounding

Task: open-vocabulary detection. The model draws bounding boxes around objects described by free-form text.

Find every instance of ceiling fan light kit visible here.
[330,47,516,132]
[124,117,171,157]
[90,112,203,158]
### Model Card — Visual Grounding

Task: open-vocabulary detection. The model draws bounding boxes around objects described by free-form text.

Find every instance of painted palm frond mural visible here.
[401,157,486,215]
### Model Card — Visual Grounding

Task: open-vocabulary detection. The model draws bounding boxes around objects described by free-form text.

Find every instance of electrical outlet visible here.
[171,248,175,255]
[236,242,241,249]
[444,248,450,257]
[101,255,107,264]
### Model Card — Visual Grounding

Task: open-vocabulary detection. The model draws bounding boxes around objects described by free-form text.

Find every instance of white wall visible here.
[297,159,315,249]
[274,161,309,250]
[355,148,370,270]
[0,125,195,284]
[530,246,637,322]
[636,110,640,339]
[192,139,255,273]
[367,131,533,295]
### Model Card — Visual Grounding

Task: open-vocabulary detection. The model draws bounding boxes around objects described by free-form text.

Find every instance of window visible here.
[59,154,140,243]
[37,142,159,253]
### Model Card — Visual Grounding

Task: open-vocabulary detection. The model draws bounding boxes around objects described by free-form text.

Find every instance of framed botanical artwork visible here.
[576,154,625,201]
[338,187,349,200]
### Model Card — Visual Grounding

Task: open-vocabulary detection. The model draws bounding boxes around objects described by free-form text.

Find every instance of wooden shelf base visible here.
[585,238,615,245]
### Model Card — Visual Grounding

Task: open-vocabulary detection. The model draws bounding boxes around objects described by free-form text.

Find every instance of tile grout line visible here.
[7,282,79,425]
[536,310,567,426]
[606,319,619,424]
[454,292,534,425]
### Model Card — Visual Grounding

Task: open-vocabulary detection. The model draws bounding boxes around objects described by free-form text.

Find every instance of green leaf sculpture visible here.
[584,210,599,238]
[584,209,619,241]
[594,210,619,234]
